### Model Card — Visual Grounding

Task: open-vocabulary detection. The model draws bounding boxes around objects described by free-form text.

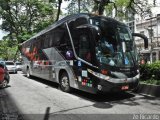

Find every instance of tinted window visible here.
[49,25,65,47]
[5,62,14,65]
[79,34,91,62]
[16,63,22,65]
[74,17,88,28]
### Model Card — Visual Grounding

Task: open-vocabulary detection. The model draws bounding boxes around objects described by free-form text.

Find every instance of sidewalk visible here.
[135,83,160,97]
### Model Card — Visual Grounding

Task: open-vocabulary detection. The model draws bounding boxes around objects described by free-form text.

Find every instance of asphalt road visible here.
[0,72,160,120]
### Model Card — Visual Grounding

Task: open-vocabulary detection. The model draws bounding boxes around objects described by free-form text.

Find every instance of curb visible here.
[135,83,160,97]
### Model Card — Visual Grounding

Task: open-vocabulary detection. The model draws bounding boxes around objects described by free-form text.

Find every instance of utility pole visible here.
[151,16,153,63]
[147,15,154,63]
[157,14,160,46]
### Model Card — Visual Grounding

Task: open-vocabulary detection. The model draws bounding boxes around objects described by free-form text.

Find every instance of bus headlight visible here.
[87,69,110,80]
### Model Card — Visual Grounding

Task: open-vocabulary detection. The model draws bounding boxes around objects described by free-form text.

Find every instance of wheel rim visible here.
[2,80,7,88]
[61,76,69,89]
[27,69,30,77]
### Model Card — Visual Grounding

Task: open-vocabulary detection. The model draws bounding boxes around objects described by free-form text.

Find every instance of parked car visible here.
[15,62,23,71]
[0,62,10,88]
[5,61,17,74]
[0,61,5,65]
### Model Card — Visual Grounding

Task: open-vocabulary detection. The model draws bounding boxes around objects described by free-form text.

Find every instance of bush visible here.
[140,64,152,80]
[141,79,160,85]
[140,61,160,83]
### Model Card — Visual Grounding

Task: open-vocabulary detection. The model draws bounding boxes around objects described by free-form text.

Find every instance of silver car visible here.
[15,62,23,71]
[5,61,17,74]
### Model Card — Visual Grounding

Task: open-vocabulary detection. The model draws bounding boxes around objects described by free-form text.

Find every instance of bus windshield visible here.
[90,17,138,67]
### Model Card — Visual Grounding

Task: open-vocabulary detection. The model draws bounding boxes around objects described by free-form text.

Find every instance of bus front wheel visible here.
[59,72,71,92]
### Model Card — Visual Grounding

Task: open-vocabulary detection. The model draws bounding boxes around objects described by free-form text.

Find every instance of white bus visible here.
[20,13,148,94]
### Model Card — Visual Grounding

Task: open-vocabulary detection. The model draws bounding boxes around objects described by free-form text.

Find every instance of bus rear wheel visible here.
[26,68,31,78]
[59,72,71,92]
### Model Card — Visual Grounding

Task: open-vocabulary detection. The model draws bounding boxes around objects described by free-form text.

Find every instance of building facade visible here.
[135,14,160,63]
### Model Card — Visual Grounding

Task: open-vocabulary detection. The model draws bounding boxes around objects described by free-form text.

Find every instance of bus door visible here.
[67,20,100,92]
[79,34,91,62]
[73,28,96,91]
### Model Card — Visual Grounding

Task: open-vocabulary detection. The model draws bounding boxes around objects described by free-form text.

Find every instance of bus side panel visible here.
[43,47,79,88]
[43,47,98,94]
[21,56,29,74]
[21,46,98,94]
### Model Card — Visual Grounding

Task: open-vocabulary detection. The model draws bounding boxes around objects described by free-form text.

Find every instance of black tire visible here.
[26,68,31,78]
[59,72,71,92]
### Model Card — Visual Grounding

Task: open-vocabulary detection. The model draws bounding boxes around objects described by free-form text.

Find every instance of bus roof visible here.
[22,13,126,45]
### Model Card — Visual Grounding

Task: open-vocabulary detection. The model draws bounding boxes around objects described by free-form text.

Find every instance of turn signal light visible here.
[101,69,108,75]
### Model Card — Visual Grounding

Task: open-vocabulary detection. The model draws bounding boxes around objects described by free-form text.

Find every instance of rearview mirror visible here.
[132,33,148,49]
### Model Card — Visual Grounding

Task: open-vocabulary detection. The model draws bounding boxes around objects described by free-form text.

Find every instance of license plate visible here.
[121,85,129,90]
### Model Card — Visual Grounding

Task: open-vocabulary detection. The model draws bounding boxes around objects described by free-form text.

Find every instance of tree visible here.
[49,0,62,21]
[0,0,56,60]
[0,39,18,60]
[65,0,151,20]
[94,0,151,20]
[66,0,94,14]
[0,0,56,44]
[49,0,71,21]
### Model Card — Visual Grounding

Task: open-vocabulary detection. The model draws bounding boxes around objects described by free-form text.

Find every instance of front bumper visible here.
[7,69,17,73]
[97,74,139,92]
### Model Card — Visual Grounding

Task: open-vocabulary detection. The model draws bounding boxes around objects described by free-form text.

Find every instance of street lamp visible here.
[157,14,160,46]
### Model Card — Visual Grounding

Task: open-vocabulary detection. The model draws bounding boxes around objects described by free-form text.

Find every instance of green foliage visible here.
[65,0,151,21]
[66,0,94,14]
[0,0,58,60]
[140,61,160,84]
[0,39,18,60]
[140,64,152,80]
[104,0,151,21]
[0,0,56,44]
[141,79,160,85]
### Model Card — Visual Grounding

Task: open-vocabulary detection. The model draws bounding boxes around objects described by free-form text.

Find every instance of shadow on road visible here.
[70,90,140,108]
[24,74,136,102]
[23,75,59,89]
[24,74,160,107]
[43,107,50,120]
[0,88,24,120]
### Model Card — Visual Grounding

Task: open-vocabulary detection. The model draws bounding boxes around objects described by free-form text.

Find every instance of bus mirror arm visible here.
[132,33,148,49]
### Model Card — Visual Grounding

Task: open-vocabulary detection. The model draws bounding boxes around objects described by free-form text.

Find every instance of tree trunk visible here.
[56,0,62,21]
[78,0,80,13]
[94,0,110,15]
[98,0,105,15]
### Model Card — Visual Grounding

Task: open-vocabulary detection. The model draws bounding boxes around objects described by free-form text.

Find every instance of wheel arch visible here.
[26,65,29,70]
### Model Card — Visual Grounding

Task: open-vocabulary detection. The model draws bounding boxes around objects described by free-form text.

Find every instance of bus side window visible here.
[79,34,91,62]
[44,32,50,48]
[50,26,65,47]
[74,17,88,28]
[39,35,45,49]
